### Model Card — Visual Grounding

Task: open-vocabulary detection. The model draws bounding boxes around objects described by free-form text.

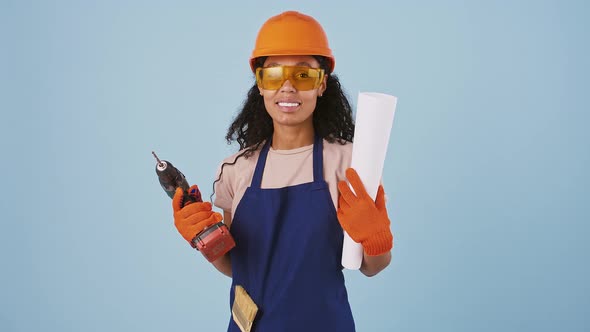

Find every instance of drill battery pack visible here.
[192,221,236,262]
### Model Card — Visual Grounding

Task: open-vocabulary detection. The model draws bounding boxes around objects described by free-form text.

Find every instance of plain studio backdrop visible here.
[1,1,588,331]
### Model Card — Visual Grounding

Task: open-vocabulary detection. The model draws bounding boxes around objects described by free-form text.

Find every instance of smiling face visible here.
[259,55,327,133]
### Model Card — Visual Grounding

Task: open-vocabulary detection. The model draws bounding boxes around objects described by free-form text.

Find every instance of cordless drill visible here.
[152,151,235,262]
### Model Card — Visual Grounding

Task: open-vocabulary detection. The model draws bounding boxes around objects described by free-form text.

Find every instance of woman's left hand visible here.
[337,168,393,256]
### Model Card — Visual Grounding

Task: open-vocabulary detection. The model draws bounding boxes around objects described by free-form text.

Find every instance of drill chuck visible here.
[153,152,190,199]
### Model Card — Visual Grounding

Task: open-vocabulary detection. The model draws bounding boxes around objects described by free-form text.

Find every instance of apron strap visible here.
[251,139,271,189]
[312,135,324,183]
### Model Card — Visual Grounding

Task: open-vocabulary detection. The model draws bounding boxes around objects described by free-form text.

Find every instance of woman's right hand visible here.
[172,187,223,245]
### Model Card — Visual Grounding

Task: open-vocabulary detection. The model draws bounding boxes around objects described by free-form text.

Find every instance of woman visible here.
[172,10,393,331]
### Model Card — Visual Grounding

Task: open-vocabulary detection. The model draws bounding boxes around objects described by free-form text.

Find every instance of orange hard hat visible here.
[249,11,335,73]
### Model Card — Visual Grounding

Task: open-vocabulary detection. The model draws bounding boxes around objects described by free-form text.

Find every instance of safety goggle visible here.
[255,66,325,91]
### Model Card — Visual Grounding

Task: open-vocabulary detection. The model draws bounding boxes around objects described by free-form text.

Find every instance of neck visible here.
[271,125,315,150]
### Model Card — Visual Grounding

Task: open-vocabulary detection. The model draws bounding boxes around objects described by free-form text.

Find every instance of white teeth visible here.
[278,102,299,107]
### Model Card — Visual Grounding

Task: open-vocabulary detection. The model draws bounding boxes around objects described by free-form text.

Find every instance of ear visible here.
[318,74,328,97]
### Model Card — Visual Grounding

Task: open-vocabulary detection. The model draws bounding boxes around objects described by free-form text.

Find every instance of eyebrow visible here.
[265,62,315,67]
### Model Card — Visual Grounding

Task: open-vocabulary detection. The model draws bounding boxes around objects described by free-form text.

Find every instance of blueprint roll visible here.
[342,92,398,270]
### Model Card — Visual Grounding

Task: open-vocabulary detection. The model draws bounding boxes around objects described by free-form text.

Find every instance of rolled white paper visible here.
[342,92,397,270]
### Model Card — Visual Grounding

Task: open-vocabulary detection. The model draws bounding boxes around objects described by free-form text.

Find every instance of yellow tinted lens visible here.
[288,67,323,90]
[256,66,324,91]
[256,67,285,90]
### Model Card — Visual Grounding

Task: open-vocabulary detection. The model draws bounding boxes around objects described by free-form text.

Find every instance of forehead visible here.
[263,55,320,68]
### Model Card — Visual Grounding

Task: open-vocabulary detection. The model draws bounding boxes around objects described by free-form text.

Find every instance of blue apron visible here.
[227,136,355,331]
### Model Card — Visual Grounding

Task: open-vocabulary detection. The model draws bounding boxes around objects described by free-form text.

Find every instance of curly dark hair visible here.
[211,56,355,200]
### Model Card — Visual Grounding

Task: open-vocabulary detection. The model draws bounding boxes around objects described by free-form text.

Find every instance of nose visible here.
[279,78,296,93]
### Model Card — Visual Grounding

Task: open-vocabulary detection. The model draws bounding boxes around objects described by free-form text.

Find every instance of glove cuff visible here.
[362,230,393,256]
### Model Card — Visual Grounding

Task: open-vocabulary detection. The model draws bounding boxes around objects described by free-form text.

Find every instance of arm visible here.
[360,251,391,277]
[210,211,233,278]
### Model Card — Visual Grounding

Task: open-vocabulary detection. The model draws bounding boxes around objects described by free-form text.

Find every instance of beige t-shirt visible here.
[213,139,353,216]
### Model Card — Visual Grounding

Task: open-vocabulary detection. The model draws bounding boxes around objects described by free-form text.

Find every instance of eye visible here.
[295,71,310,79]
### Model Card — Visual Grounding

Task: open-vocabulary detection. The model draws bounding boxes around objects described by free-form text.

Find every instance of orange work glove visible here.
[172,186,223,245]
[337,168,393,256]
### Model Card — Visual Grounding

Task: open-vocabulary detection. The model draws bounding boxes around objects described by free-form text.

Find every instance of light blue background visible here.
[1,0,588,331]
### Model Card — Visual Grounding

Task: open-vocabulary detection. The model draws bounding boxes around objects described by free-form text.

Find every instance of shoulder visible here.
[221,147,260,168]
[322,139,352,163]
[213,146,261,211]
[322,139,352,182]
[217,147,261,180]
[322,139,353,206]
